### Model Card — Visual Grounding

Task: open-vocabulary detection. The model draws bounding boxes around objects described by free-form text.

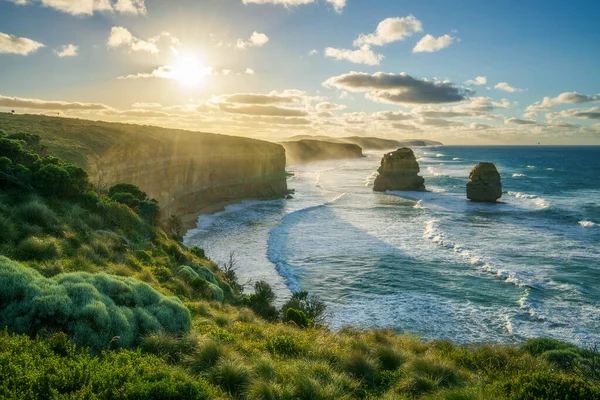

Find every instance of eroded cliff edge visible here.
[0,114,287,226]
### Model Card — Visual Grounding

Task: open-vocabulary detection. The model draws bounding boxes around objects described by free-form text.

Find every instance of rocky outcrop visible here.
[0,114,288,226]
[373,148,426,192]
[280,140,364,165]
[466,163,502,203]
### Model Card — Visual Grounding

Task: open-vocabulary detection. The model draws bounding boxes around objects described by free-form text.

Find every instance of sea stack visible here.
[373,148,426,192]
[466,162,502,203]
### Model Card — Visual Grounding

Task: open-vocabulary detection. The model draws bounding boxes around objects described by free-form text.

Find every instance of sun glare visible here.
[171,54,211,87]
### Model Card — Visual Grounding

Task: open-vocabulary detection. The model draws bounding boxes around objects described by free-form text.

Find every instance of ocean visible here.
[184,146,600,345]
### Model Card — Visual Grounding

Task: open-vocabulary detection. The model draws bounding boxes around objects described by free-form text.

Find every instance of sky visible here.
[0,0,599,144]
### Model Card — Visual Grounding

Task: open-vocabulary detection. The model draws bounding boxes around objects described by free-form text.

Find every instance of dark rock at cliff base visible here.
[373,148,426,192]
[467,162,502,203]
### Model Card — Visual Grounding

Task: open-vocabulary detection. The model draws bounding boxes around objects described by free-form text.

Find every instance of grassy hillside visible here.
[0,129,599,399]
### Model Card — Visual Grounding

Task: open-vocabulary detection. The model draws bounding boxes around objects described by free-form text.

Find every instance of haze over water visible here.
[185,146,600,345]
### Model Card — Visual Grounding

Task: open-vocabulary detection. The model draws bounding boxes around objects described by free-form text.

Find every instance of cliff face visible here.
[287,135,443,150]
[280,139,364,165]
[0,114,287,224]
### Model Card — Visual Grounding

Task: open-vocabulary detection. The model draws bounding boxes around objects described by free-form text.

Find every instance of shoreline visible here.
[180,199,245,232]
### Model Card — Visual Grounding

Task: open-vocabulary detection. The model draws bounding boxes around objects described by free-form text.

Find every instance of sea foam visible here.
[507,191,550,209]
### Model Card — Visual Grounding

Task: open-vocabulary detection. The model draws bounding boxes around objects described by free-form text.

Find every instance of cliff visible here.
[0,113,287,225]
[280,139,364,165]
[288,135,443,150]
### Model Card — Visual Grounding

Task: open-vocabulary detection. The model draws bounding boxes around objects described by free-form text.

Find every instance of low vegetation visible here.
[0,128,599,399]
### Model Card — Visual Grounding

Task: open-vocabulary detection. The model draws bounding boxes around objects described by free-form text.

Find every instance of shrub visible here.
[187,340,225,374]
[343,351,378,382]
[207,282,225,302]
[0,215,17,243]
[281,291,327,325]
[244,281,279,321]
[0,257,191,350]
[34,163,76,198]
[140,200,161,226]
[247,380,282,400]
[16,236,60,260]
[109,183,147,202]
[285,308,311,328]
[410,358,464,388]
[504,372,600,400]
[178,265,200,281]
[521,338,578,357]
[190,246,206,259]
[376,346,407,371]
[211,357,252,396]
[542,350,582,371]
[13,199,60,231]
[397,375,437,396]
[196,265,219,285]
[155,266,173,282]
[266,334,304,357]
[110,192,141,209]
[140,332,198,364]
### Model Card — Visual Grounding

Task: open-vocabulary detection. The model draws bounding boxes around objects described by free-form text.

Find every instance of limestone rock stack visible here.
[373,148,426,192]
[466,162,502,203]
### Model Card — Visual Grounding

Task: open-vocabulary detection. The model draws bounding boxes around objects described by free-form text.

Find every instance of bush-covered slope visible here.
[0,129,599,399]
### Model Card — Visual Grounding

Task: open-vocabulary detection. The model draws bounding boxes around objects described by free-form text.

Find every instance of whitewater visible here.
[185,146,600,345]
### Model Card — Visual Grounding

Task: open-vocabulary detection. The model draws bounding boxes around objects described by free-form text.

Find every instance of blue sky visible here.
[1,0,599,144]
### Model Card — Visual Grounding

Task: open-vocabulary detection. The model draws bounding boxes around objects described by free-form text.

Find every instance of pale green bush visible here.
[0,256,191,350]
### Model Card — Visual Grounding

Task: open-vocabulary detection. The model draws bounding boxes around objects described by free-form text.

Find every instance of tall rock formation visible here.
[466,162,502,203]
[373,148,426,192]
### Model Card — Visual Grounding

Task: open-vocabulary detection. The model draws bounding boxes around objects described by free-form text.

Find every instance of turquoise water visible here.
[185,146,600,345]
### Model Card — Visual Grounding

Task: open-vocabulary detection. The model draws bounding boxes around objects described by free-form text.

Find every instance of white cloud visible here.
[242,0,314,5]
[236,31,269,50]
[55,44,78,57]
[413,34,456,53]
[326,0,345,13]
[526,92,600,111]
[0,94,111,111]
[494,82,523,93]
[354,15,422,47]
[505,117,537,125]
[0,32,44,55]
[316,101,346,111]
[114,0,146,15]
[107,26,159,54]
[117,65,213,81]
[245,68,255,75]
[9,0,145,16]
[465,76,487,86]
[241,0,346,12]
[546,106,600,120]
[308,49,318,56]
[324,45,384,66]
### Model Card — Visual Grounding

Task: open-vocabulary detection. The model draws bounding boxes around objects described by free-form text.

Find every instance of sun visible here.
[171,54,211,87]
